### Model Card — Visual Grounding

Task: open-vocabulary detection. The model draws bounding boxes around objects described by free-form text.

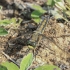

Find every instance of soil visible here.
[0,0,70,70]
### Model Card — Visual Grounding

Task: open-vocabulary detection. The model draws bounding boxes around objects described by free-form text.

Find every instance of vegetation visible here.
[0,0,70,70]
[0,53,60,70]
[0,0,70,36]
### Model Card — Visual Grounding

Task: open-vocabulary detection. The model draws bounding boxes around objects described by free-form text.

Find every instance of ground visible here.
[0,0,70,70]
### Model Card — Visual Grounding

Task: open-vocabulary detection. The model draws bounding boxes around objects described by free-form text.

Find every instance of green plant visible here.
[31,0,70,24]
[1,53,33,70]
[31,4,46,24]
[0,18,22,36]
[47,0,70,21]
[34,65,60,70]
[19,53,33,70]
[0,18,16,36]
[0,53,60,70]
[1,61,19,70]
[0,27,8,36]
[31,0,62,24]
[0,65,8,70]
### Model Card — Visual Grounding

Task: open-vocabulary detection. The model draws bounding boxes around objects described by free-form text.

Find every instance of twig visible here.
[1,51,19,67]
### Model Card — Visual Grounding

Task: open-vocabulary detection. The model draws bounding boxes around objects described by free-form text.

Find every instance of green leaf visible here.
[34,65,60,70]
[19,53,33,70]
[55,0,61,2]
[31,4,46,24]
[0,18,16,26]
[31,11,42,18]
[0,65,8,70]
[31,10,42,23]
[32,4,46,13]
[32,17,41,24]
[0,19,11,26]
[0,27,8,36]
[47,0,55,6]
[11,18,16,24]
[31,10,45,24]
[47,0,53,5]
[1,62,19,70]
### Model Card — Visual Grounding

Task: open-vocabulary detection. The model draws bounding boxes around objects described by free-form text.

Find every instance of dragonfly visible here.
[27,15,50,47]
[27,5,52,48]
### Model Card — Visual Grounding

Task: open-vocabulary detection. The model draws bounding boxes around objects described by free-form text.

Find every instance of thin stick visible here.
[1,51,19,67]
